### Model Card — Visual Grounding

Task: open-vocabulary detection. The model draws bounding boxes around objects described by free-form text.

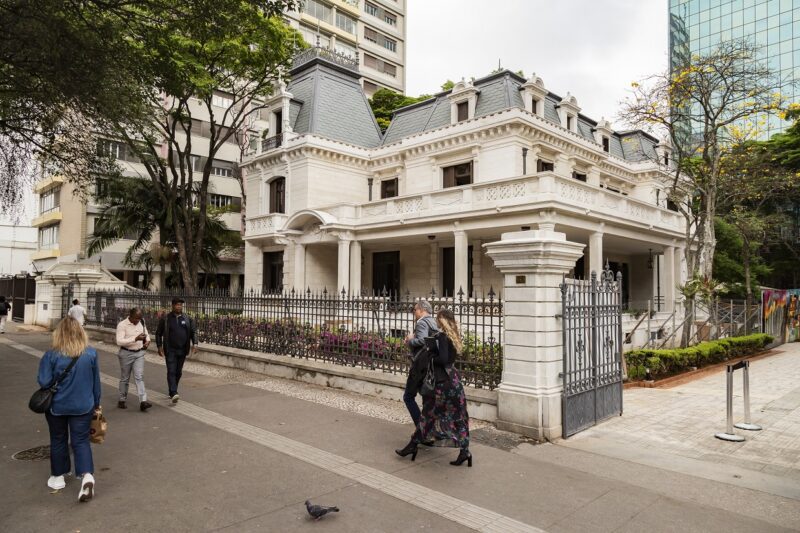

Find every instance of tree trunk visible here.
[680,297,694,348]
[742,235,752,304]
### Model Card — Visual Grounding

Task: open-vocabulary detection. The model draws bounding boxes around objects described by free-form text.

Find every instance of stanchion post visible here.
[715,364,746,442]
[735,360,762,431]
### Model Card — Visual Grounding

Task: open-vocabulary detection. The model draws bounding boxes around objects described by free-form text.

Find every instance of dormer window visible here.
[566,116,573,131]
[664,153,670,166]
[456,102,468,122]
[531,98,540,115]
[602,137,610,153]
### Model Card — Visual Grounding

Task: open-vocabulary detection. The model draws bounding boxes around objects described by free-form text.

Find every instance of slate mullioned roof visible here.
[285,50,383,148]
[381,70,659,162]
[284,50,658,162]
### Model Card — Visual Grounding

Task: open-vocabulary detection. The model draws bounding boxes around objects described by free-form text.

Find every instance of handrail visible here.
[624,312,649,344]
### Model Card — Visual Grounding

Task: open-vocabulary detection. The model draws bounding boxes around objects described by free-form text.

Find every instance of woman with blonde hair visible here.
[395,308,472,466]
[36,316,101,502]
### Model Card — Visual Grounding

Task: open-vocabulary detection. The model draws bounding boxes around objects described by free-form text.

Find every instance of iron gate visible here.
[560,266,623,438]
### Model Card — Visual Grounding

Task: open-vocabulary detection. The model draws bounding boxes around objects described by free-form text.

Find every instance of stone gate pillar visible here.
[484,225,584,440]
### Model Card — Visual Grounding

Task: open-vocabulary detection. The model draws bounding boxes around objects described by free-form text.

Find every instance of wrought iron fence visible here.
[70,287,503,389]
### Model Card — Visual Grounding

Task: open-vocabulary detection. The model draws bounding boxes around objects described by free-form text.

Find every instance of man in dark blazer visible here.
[403,299,438,426]
[155,297,198,403]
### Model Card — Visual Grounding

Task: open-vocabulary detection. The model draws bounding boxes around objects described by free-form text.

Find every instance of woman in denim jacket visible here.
[37,317,101,502]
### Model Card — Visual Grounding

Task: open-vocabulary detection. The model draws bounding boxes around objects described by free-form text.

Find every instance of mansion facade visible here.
[242,47,686,313]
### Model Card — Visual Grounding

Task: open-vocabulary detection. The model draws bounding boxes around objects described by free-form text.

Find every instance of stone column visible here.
[554,154,573,179]
[663,246,675,311]
[350,240,362,295]
[589,232,603,276]
[454,229,469,297]
[294,242,306,291]
[484,226,585,440]
[337,237,351,295]
[586,166,601,187]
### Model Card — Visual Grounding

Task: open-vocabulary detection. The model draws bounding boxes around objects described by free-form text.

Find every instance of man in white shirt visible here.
[115,307,152,411]
[67,299,86,326]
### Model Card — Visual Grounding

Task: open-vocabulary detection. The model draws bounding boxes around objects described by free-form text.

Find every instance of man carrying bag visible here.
[402,299,438,427]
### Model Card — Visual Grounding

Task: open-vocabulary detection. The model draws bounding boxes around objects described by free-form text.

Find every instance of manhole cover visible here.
[12,445,50,461]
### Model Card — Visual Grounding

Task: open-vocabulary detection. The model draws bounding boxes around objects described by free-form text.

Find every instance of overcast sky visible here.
[405,0,668,127]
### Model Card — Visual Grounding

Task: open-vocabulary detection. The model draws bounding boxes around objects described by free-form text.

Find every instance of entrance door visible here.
[441,246,473,297]
[262,251,284,293]
[372,251,400,297]
[608,261,629,309]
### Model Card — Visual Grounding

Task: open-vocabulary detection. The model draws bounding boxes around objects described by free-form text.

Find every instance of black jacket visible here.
[155,312,198,354]
[406,316,439,394]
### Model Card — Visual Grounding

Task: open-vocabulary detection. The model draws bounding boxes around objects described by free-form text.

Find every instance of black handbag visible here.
[420,354,436,396]
[29,356,79,414]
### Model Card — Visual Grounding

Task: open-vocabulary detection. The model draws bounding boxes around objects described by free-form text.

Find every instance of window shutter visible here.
[443,167,455,188]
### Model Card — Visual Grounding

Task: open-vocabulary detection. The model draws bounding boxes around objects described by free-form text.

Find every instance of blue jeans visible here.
[45,410,94,476]
[165,349,187,397]
[403,376,421,427]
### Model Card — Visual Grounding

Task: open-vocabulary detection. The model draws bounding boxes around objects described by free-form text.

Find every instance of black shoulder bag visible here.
[29,356,79,414]
[419,335,439,397]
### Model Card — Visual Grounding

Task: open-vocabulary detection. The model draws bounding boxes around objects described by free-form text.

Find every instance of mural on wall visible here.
[762,289,800,343]
[763,289,786,340]
[786,291,800,343]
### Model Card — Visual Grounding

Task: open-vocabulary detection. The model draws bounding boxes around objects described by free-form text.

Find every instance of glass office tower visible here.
[669,0,800,138]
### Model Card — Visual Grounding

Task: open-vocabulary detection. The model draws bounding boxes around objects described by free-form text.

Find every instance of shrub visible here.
[625,333,773,380]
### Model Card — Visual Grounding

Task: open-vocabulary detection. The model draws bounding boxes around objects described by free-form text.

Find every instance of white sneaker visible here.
[171,394,179,404]
[78,473,94,502]
[47,475,65,490]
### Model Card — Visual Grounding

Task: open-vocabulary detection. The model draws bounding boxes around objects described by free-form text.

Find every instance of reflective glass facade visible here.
[669,0,800,137]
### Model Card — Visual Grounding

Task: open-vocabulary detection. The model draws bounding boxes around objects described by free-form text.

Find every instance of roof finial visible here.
[498,58,501,70]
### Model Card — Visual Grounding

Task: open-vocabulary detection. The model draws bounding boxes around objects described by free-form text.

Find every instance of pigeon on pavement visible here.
[305,500,340,520]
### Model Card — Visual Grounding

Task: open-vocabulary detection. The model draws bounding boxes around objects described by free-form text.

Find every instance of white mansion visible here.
[242,48,686,313]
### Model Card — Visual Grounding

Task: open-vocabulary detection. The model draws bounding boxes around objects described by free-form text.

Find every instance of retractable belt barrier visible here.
[715,359,762,442]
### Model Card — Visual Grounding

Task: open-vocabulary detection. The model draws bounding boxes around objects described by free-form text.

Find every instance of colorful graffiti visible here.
[763,289,800,343]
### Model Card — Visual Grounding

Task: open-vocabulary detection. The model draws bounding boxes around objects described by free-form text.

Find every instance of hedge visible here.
[625,333,774,380]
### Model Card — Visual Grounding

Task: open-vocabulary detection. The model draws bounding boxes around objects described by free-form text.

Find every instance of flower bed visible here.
[625,333,773,380]
[89,306,502,389]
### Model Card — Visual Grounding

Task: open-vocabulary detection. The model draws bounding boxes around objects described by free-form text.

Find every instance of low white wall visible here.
[86,326,499,422]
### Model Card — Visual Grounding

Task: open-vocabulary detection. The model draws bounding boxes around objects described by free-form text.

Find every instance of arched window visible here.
[269,177,285,214]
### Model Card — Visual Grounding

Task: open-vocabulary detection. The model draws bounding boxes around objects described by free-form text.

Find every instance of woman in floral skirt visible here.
[395,309,472,466]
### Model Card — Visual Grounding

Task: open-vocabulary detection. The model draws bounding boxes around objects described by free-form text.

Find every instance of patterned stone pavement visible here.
[564,342,800,480]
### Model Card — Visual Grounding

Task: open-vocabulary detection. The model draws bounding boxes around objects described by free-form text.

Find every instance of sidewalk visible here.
[561,342,800,485]
[1,326,798,532]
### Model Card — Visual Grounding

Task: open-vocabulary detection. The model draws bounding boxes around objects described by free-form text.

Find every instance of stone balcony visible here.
[353,172,684,232]
[244,173,684,240]
[245,213,288,241]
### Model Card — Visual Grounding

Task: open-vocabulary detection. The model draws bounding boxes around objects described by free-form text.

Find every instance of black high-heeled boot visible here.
[394,439,419,461]
[450,448,472,467]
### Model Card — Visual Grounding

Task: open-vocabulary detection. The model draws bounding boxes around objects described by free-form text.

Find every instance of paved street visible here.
[1,326,799,532]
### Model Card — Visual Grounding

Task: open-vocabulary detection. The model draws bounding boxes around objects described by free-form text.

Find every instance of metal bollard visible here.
[734,360,762,431]
[715,364,745,442]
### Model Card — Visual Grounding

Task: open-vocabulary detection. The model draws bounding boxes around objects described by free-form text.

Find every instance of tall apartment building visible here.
[669,0,800,138]
[669,0,800,259]
[30,95,247,291]
[284,0,406,95]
